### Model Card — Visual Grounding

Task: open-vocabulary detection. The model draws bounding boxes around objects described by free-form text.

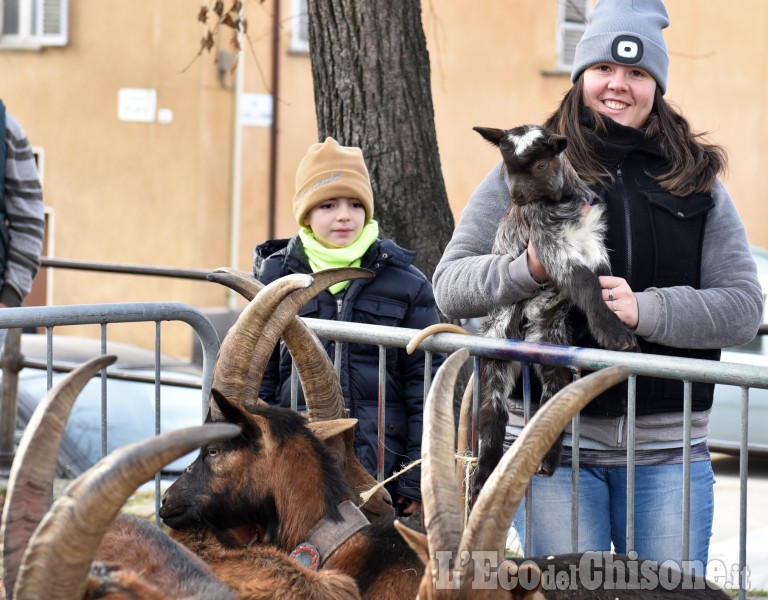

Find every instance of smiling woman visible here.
[431,0,762,574]
[582,63,657,129]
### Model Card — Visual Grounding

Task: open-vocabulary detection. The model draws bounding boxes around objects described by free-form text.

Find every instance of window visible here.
[0,0,68,49]
[289,0,309,54]
[557,0,590,71]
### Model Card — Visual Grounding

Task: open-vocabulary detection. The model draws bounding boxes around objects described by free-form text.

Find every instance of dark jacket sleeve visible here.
[392,271,446,501]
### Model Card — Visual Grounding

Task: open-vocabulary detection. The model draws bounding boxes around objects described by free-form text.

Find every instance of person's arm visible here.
[432,162,542,319]
[1,112,45,307]
[393,275,449,506]
[633,180,763,349]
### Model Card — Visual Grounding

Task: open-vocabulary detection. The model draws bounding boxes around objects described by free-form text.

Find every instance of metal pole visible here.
[0,328,23,477]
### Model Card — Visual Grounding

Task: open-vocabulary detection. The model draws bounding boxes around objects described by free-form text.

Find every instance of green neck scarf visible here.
[299,220,380,294]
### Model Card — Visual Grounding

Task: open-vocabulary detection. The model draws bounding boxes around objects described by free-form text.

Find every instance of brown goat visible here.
[161,389,422,599]
[395,349,730,599]
[1,355,243,599]
[205,267,393,523]
[1,355,361,600]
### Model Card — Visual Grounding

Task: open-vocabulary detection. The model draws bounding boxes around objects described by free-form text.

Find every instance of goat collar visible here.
[289,500,369,570]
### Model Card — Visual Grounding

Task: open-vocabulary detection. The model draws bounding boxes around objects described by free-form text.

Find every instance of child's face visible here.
[303,197,366,248]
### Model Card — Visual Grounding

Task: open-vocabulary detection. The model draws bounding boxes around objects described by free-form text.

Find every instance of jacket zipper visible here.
[616,162,633,278]
[336,296,343,315]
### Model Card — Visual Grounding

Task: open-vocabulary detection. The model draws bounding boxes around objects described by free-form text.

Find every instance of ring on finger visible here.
[608,288,614,301]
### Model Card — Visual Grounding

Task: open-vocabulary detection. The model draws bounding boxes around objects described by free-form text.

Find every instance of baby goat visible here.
[472,124,637,489]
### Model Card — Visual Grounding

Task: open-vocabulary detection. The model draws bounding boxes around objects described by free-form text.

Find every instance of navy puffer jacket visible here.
[253,235,445,502]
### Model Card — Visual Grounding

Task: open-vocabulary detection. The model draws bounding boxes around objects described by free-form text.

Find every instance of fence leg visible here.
[0,328,23,478]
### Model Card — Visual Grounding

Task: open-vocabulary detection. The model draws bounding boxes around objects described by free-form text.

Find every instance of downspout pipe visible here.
[227,9,245,311]
[268,0,281,240]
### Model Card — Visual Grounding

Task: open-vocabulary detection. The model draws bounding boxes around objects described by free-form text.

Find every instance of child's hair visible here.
[292,137,374,226]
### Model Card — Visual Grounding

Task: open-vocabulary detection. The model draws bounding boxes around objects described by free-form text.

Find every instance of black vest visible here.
[519,120,720,417]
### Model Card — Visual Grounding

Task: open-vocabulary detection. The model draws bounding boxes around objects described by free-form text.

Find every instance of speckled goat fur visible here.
[472,124,637,490]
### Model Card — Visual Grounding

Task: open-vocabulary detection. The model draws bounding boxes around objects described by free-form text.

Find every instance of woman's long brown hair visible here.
[544,76,727,197]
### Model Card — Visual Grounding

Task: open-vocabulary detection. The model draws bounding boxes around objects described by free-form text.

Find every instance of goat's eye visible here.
[207,448,218,458]
[535,161,547,171]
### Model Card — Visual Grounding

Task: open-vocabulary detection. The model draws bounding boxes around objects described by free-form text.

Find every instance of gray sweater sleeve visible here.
[434,168,763,350]
[633,179,763,349]
[1,111,45,307]
[432,161,541,319]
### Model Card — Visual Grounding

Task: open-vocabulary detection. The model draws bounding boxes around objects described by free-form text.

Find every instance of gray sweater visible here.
[2,111,45,307]
[433,162,764,447]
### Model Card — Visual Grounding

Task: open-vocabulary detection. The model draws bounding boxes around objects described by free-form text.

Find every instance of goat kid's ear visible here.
[547,133,568,155]
[473,126,506,146]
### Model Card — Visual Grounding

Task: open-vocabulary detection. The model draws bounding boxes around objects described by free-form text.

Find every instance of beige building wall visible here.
[0,1,764,356]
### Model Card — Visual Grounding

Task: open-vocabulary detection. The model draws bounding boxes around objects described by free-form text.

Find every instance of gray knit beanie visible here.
[571,0,670,94]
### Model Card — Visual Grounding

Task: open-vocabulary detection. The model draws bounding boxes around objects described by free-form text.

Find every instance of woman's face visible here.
[582,63,657,129]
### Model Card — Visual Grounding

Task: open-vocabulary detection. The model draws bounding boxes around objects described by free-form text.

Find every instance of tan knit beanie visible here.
[292,137,374,226]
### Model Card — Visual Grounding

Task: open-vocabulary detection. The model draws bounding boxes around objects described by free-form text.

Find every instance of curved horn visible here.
[421,348,470,578]
[457,365,630,564]
[211,273,315,408]
[1,354,116,597]
[208,267,373,420]
[405,323,470,355]
[456,372,475,523]
[13,423,241,600]
[245,268,373,408]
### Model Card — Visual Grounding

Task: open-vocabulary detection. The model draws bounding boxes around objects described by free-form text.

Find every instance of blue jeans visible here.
[513,461,715,575]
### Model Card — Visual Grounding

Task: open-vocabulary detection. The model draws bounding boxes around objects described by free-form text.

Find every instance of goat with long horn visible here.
[207,267,393,522]
[395,351,730,598]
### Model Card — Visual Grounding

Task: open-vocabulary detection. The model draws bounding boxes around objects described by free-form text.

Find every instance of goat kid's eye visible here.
[535,161,548,171]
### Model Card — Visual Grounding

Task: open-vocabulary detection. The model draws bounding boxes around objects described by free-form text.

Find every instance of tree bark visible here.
[307,0,454,281]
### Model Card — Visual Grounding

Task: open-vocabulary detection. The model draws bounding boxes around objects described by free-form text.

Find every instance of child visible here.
[253,137,444,515]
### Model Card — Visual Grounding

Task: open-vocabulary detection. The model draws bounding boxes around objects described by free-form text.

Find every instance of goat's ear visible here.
[473,126,506,146]
[547,133,568,155]
[308,418,358,441]
[209,389,249,425]
[393,520,430,567]
[508,562,546,599]
[209,389,264,442]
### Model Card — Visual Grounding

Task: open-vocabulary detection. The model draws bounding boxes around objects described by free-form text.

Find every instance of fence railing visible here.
[0,302,763,597]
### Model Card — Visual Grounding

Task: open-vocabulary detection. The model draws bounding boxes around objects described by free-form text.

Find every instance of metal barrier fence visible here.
[0,303,764,597]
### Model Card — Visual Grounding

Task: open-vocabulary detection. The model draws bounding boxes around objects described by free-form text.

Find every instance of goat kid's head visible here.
[474,124,568,206]
[159,389,355,553]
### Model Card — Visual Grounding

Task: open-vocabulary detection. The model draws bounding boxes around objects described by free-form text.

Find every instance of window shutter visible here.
[557,0,589,71]
[289,0,309,54]
[37,0,67,46]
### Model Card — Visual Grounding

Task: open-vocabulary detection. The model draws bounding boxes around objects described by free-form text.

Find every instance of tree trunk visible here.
[307,0,454,281]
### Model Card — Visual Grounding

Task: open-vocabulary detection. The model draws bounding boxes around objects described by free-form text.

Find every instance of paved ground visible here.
[710,451,768,594]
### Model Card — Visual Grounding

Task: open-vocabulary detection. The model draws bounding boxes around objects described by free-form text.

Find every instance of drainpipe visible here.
[227,10,245,311]
[268,0,281,240]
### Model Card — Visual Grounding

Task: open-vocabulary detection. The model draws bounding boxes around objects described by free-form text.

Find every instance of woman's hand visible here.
[527,240,549,283]
[600,275,639,329]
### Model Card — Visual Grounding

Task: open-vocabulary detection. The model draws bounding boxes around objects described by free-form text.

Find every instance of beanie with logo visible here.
[571,0,670,94]
[292,137,374,227]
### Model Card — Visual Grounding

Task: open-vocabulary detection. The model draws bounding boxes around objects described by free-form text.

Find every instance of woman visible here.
[432,0,763,572]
